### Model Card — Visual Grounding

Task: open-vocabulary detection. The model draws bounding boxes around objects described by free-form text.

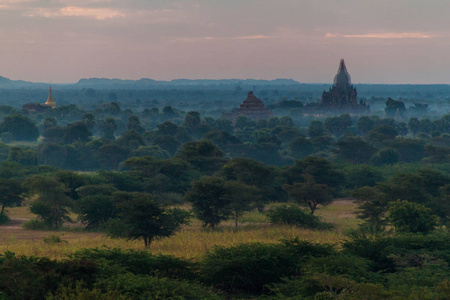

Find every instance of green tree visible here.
[285,178,333,214]
[183,111,202,138]
[0,178,25,217]
[177,140,226,174]
[101,117,118,140]
[64,122,92,144]
[96,143,129,170]
[352,186,388,232]
[324,114,352,137]
[0,114,39,141]
[408,117,421,137]
[225,181,256,229]
[81,113,96,131]
[308,120,325,138]
[388,200,438,233]
[370,148,400,166]
[26,176,73,228]
[127,115,145,134]
[288,137,315,159]
[115,192,190,247]
[334,136,376,164]
[222,158,278,211]
[185,177,232,231]
[385,98,405,118]
[356,116,375,135]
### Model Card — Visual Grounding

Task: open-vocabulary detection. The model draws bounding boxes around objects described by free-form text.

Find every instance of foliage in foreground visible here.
[1,232,450,299]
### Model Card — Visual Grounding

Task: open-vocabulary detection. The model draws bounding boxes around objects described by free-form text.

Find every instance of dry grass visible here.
[0,199,358,260]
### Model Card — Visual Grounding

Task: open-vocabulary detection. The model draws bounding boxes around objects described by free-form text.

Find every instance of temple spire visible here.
[333,59,351,88]
[45,85,56,108]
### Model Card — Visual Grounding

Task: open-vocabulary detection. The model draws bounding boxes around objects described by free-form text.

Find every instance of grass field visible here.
[0,200,359,260]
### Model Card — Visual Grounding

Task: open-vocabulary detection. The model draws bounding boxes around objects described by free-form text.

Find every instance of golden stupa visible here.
[45,85,56,108]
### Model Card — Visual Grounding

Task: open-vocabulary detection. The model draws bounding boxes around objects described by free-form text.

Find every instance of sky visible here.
[1,0,450,84]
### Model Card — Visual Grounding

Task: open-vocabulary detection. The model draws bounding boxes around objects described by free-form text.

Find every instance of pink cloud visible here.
[325,32,431,39]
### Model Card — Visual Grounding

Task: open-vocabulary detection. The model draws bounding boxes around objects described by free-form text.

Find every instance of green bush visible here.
[388,200,438,234]
[70,248,198,281]
[94,273,222,300]
[0,252,98,300]
[43,234,68,244]
[200,239,335,295]
[266,204,334,230]
[22,219,53,230]
[342,232,450,273]
[0,214,10,225]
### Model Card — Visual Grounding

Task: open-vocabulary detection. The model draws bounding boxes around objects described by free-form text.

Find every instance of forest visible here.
[0,84,449,299]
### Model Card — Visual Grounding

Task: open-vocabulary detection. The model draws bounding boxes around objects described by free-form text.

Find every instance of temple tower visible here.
[333,59,352,89]
[45,85,56,108]
[321,59,358,107]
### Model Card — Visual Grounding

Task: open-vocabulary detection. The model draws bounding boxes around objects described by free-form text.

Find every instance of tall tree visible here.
[115,192,190,247]
[185,177,232,231]
[0,179,25,217]
[26,176,73,228]
[284,177,333,214]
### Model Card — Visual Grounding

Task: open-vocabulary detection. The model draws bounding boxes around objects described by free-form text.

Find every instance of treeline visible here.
[0,100,449,171]
[1,233,450,299]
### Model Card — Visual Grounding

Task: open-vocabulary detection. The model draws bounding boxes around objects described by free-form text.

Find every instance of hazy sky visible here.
[1,0,450,83]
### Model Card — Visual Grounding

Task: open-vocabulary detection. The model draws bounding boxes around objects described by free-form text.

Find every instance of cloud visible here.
[23,6,125,20]
[325,32,431,39]
[171,35,273,43]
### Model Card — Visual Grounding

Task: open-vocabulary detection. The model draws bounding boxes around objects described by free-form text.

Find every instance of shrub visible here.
[43,234,68,244]
[22,219,53,230]
[0,132,12,143]
[388,200,438,234]
[95,273,222,300]
[200,239,335,295]
[342,232,450,273]
[370,148,400,166]
[0,252,98,300]
[266,204,334,230]
[70,248,198,281]
[0,214,9,225]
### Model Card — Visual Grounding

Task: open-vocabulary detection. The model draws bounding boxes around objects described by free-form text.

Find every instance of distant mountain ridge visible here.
[76,78,301,88]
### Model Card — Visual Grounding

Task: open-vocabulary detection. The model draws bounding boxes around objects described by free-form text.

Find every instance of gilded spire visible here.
[45,85,56,108]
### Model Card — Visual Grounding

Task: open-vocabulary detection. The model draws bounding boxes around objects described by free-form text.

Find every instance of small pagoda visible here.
[45,85,56,108]
[22,85,56,113]
[222,91,273,123]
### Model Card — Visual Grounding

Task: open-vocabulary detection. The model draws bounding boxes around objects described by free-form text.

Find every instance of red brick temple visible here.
[222,91,273,123]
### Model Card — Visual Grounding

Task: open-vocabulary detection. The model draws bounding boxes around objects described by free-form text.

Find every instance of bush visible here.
[43,234,68,244]
[370,148,400,166]
[200,239,335,295]
[342,232,450,273]
[103,218,130,238]
[388,200,438,234]
[22,219,53,230]
[0,132,12,143]
[94,273,222,300]
[0,214,10,225]
[266,204,334,230]
[70,248,198,281]
[0,252,98,300]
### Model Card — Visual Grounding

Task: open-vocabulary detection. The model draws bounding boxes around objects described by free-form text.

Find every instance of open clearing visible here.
[0,199,358,260]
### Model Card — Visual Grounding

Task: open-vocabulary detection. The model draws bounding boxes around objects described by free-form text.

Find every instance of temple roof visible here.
[333,59,351,88]
[240,91,266,107]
